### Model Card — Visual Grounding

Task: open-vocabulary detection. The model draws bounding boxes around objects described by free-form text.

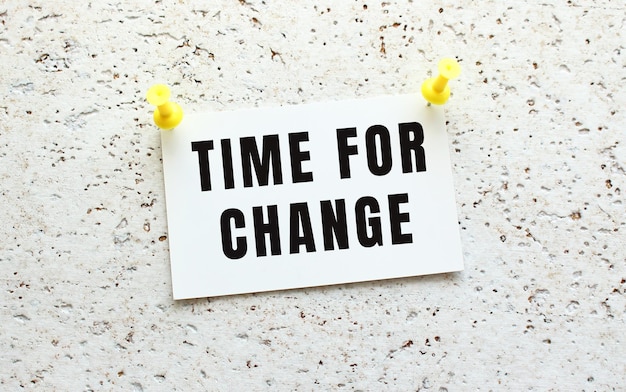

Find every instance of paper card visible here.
[161,94,463,299]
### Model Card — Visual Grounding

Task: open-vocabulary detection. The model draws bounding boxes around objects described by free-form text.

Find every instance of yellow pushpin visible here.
[421,58,461,105]
[146,84,183,130]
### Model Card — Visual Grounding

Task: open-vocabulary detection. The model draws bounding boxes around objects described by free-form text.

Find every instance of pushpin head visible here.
[146,84,183,130]
[421,58,461,105]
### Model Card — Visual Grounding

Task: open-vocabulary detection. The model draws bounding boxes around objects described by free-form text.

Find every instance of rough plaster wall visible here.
[1,0,625,390]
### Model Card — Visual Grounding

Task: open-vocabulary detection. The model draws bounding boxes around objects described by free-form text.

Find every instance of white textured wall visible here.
[1,1,625,390]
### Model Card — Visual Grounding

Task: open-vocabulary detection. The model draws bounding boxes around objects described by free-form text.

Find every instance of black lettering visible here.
[399,122,426,173]
[320,199,349,250]
[336,127,358,179]
[191,140,214,191]
[355,196,383,247]
[221,139,235,189]
[365,125,392,176]
[388,193,413,244]
[289,132,314,183]
[253,205,281,257]
[221,209,247,259]
[241,135,283,188]
[290,203,316,253]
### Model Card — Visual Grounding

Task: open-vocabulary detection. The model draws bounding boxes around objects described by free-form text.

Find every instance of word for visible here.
[220,194,413,259]
[190,122,426,191]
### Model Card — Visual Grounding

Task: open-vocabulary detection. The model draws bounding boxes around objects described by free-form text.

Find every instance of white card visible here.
[161,94,463,299]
